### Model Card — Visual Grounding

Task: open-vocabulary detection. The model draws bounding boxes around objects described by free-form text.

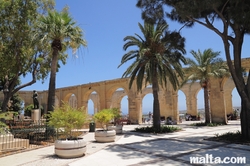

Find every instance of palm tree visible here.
[38,9,87,113]
[118,21,186,130]
[184,49,229,124]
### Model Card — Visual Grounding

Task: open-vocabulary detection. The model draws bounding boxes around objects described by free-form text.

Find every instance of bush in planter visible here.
[46,102,88,158]
[93,108,116,142]
[47,102,87,139]
[93,109,114,130]
[111,108,122,125]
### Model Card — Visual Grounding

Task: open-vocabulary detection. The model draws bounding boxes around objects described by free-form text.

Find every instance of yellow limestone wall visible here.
[1,58,250,124]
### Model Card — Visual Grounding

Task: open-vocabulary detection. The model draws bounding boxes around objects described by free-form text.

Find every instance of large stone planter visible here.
[108,125,123,134]
[95,130,116,143]
[54,138,86,158]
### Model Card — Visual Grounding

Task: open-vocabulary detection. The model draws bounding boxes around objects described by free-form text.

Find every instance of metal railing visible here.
[0,119,55,157]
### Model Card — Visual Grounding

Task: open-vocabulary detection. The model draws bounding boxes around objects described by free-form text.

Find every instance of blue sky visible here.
[22,0,248,113]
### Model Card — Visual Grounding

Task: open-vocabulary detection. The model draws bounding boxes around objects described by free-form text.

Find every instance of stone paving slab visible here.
[178,146,250,166]
[0,120,249,166]
[69,144,191,166]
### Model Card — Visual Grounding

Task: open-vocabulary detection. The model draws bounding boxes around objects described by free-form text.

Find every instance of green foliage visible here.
[111,108,122,119]
[47,102,87,139]
[119,21,186,91]
[183,49,229,123]
[93,109,114,130]
[190,122,225,127]
[118,21,186,130]
[38,8,87,112]
[134,125,181,134]
[24,104,44,117]
[0,111,18,120]
[0,121,8,135]
[137,0,250,139]
[24,104,33,116]
[0,0,55,112]
[212,131,250,144]
[8,94,24,113]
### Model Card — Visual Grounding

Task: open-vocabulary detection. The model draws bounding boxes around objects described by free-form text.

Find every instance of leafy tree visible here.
[0,0,55,112]
[37,8,87,113]
[136,0,250,139]
[8,94,24,114]
[119,21,186,130]
[183,49,229,124]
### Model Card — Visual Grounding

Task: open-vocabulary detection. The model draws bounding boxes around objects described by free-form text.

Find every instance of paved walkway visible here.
[1,120,250,166]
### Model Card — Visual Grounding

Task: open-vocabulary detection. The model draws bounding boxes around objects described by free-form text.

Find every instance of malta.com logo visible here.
[190,154,246,164]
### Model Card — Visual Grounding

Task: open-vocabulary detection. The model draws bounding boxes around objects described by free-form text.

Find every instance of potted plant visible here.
[232,110,238,120]
[197,112,201,121]
[107,108,123,134]
[93,108,116,142]
[47,102,87,158]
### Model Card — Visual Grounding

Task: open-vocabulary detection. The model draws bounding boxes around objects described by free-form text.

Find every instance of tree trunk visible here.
[47,46,59,113]
[152,67,161,130]
[1,93,10,112]
[240,98,250,139]
[204,86,211,124]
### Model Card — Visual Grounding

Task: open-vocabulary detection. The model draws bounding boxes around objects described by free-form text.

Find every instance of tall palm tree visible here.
[38,9,87,113]
[118,21,186,130]
[184,49,229,124]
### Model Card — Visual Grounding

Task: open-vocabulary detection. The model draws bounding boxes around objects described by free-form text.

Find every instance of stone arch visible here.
[82,89,100,114]
[62,93,77,107]
[89,91,99,114]
[178,89,187,111]
[106,85,129,109]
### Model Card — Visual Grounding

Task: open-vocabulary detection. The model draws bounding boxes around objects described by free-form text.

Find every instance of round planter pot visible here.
[95,130,116,143]
[108,125,123,134]
[54,138,86,158]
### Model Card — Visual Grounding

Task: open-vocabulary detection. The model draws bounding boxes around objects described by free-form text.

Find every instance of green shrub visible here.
[208,130,250,145]
[93,109,114,130]
[0,121,8,134]
[134,125,181,134]
[190,122,224,127]
[25,104,44,117]
[47,102,87,139]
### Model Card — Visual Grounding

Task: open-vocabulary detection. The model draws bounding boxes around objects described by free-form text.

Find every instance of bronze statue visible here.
[33,90,39,109]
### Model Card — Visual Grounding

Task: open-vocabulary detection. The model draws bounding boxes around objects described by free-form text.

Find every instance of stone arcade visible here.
[1,58,250,124]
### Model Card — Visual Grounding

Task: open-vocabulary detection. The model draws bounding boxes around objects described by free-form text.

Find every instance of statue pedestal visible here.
[31,109,41,122]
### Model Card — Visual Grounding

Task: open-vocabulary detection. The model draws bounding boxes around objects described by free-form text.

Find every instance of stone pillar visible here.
[82,101,88,114]
[164,90,174,119]
[31,109,41,123]
[135,97,142,124]
[128,98,137,124]
[210,78,227,124]
[77,86,82,108]
[172,92,179,122]
[99,82,107,109]
[224,90,233,115]
[159,91,167,118]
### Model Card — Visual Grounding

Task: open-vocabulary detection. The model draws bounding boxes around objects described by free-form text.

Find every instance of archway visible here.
[68,94,77,108]
[178,90,186,121]
[110,88,128,118]
[142,93,153,122]
[197,89,205,119]
[88,99,94,116]
[121,96,128,118]
[232,88,241,115]
[232,88,240,108]
[88,91,98,116]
